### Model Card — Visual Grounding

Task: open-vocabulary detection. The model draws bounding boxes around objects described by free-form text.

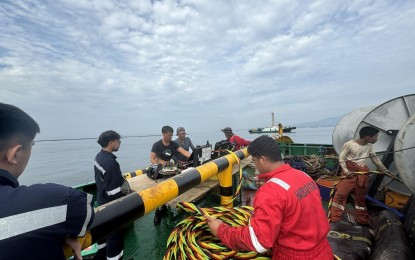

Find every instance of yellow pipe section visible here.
[218,165,233,207]
[123,169,145,179]
[197,162,219,183]
[216,148,249,207]
[138,179,180,214]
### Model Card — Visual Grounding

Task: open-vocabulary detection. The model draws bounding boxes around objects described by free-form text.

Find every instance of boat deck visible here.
[76,153,414,259]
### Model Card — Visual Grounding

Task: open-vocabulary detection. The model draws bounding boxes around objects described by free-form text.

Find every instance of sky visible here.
[1,0,414,139]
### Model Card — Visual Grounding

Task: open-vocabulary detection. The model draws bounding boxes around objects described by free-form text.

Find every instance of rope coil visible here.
[284,155,339,179]
[163,202,272,259]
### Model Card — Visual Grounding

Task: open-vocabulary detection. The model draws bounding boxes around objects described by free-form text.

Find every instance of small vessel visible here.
[249,112,296,133]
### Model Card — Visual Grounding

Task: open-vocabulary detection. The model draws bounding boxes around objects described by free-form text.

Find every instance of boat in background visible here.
[249,112,296,133]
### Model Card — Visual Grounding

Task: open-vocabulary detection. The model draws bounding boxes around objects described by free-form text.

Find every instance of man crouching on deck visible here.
[205,135,333,260]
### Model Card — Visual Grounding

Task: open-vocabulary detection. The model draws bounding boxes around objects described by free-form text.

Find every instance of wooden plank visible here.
[166,179,219,207]
[127,174,157,192]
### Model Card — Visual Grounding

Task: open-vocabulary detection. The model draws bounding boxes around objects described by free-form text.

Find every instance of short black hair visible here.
[0,103,40,150]
[97,130,121,148]
[247,135,282,162]
[359,126,379,138]
[162,126,173,134]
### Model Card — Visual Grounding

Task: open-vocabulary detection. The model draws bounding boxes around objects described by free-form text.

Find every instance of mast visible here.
[271,112,275,126]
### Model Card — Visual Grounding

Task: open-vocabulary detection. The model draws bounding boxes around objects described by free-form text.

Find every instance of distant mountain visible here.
[295,116,343,128]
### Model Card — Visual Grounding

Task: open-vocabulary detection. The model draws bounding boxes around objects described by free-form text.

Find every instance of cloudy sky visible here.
[1,0,414,139]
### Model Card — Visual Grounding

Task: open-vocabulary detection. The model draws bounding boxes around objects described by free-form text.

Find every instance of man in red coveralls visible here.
[205,135,333,260]
[221,127,251,151]
[329,126,390,225]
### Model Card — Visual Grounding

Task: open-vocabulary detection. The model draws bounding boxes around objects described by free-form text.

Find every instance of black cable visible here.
[35,134,160,142]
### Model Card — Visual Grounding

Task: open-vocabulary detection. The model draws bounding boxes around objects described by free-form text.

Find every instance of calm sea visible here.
[20,127,334,186]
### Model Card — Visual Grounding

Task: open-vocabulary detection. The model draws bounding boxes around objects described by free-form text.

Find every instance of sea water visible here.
[20,127,334,186]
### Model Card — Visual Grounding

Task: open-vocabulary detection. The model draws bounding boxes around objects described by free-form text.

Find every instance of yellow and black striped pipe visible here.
[89,148,248,243]
[123,169,146,179]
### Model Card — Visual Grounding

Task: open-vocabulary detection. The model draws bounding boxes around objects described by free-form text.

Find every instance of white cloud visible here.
[0,0,414,139]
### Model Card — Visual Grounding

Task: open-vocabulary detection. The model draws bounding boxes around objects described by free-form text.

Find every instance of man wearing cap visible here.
[221,127,251,151]
[173,127,196,165]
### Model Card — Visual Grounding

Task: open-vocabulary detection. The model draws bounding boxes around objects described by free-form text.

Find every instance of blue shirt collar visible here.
[0,169,19,188]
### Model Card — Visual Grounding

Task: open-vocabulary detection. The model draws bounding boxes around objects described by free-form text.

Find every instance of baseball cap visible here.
[176,127,186,135]
[221,127,233,133]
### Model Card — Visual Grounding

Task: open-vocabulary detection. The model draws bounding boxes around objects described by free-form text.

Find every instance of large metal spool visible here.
[394,114,415,193]
[354,94,415,162]
[332,106,375,155]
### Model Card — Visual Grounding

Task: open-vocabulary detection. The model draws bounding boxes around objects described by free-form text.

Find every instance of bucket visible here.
[316,176,341,202]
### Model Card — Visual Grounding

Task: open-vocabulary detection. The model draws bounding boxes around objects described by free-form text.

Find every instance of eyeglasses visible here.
[113,140,121,144]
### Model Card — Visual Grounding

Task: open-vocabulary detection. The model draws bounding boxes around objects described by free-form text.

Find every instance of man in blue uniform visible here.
[0,103,95,260]
[94,130,126,259]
